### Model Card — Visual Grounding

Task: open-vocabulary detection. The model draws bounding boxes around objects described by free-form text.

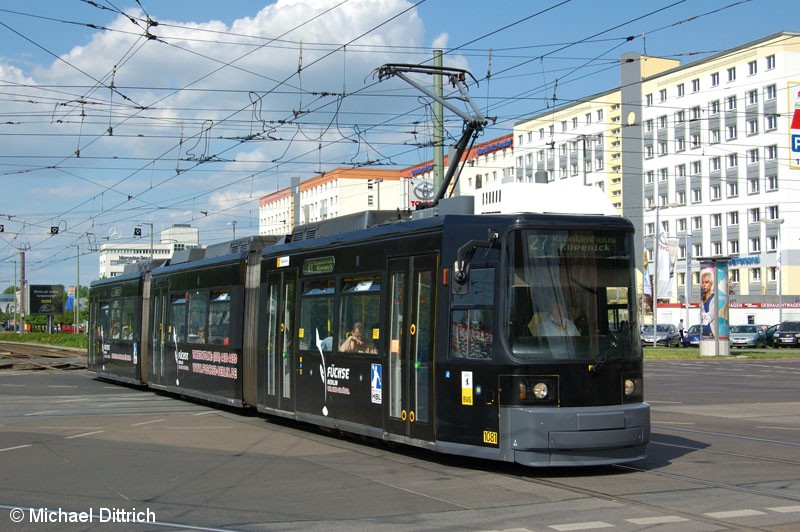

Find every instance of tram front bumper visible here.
[501,403,650,467]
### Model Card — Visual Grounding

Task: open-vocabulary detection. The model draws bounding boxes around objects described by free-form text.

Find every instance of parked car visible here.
[772,321,800,347]
[729,325,766,348]
[681,324,702,347]
[765,324,780,346]
[641,324,681,347]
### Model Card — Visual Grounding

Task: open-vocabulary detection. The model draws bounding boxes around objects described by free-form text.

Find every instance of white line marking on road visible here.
[24,410,59,416]
[65,431,105,439]
[704,509,765,518]
[550,522,614,530]
[627,516,689,525]
[0,445,32,452]
[767,505,800,513]
[131,419,166,426]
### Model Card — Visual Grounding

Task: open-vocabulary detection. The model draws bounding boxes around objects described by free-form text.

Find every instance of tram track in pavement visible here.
[0,342,86,371]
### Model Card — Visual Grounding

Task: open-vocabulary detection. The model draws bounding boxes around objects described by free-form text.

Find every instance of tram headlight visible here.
[622,375,643,402]
[624,379,636,396]
[515,378,555,403]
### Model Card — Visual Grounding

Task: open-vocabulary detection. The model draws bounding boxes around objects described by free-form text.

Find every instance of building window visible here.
[677,83,685,97]
[691,161,701,175]
[749,238,761,253]
[729,240,739,255]
[692,216,702,230]
[691,133,701,149]
[748,149,759,165]
[692,188,702,203]
[658,115,668,129]
[765,84,777,100]
[596,109,604,121]
[645,93,653,106]
[711,156,721,171]
[749,207,761,223]
[751,267,761,283]
[561,120,567,132]
[645,145,654,159]
[675,110,685,123]
[767,175,778,191]
[585,112,592,124]
[765,145,778,160]
[712,213,722,228]
[676,164,686,177]
[659,141,668,156]
[693,244,703,257]
[748,60,757,76]
[676,137,686,152]
[539,128,545,139]
[710,128,720,144]
[691,106,702,120]
[677,218,687,232]
[726,95,737,110]
[570,163,578,176]
[572,117,578,129]
[728,181,738,197]
[728,211,739,226]
[709,100,720,115]
[766,114,778,131]
[711,184,721,200]
[727,153,738,168]
[767,236,778,253]
[676,191,686,205]
[645,222,655,236]
[768,205,780,220]
[713,241,723,255]
[711,72,719,86]
[748,177,760,194]
[766,54,776,69]
[726,124,737,140]
[692,78,700,92]
[659,89,667,102]
[645,171,654,184]
[727,67,736,82]
[747,89,758,105]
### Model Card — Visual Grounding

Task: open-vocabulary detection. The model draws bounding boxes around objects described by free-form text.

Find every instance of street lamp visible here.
[68,244,80,333]
[648,203,678,347]
[761,218,784,323]
[228,221,237,239]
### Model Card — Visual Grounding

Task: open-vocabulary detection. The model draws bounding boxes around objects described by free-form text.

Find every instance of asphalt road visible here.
[1,359,799,531]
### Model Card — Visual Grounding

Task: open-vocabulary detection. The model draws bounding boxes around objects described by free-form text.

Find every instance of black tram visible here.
[88,203,649,467]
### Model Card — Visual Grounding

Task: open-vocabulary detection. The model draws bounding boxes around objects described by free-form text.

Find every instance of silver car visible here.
[729,325,766,348]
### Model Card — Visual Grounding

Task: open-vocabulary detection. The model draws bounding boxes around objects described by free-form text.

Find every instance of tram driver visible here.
[528,297,580,337]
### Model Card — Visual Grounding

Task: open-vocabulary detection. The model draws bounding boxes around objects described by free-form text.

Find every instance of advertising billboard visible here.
[28,284,65,316]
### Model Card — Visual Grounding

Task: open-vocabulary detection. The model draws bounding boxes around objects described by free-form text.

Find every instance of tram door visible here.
[385,255,436,442]
[150,285,169,386]
[263,271,296,412]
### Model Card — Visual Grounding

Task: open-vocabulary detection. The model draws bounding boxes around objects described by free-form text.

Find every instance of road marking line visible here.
[48,385,77,388]
[627,516,689,525]
[704,509,765,518]
[193,411,216,416]
[767,505,800,513]
[65,431,105,439]
[131,419,166,426]
[0,445,32,452]
[549,522,614,530]
[24,410,59,416]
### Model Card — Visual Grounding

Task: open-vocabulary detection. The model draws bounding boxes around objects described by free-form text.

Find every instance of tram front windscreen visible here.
[504,228,639,361]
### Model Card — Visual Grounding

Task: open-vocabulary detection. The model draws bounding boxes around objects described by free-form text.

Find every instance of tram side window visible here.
[338,277,380,354]
[98,302,111,341]
[170,294,187,343]
[299,279,335,351]
[450,309,493,359]
[450,268,494,359]
[110,299,122,339]
[208,290,231,345]
[187,289,208,343]
[120,297,136,340]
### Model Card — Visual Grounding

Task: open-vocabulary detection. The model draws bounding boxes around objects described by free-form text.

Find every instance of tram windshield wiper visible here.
[590,325,630,373]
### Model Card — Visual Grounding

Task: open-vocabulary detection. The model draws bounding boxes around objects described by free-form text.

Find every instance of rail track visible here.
[0,341,87,371]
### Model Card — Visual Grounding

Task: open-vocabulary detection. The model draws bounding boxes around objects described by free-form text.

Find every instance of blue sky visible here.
[0,0,794,289]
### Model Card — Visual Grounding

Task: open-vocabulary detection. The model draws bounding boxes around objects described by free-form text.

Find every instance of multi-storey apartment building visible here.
[98,224,200,278]
[632,32,799,324]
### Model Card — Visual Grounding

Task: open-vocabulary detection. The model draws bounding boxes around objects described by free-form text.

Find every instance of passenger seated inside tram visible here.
[339,322,375,353]
[528,298,580,337]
